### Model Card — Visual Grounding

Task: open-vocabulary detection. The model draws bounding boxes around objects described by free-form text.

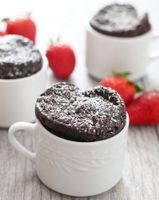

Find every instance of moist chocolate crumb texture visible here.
[35,82,126,142]
[0,35,42,79]
[90,3,151,37]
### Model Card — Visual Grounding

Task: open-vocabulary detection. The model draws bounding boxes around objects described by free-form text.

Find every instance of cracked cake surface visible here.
[90,3,151,37]
[0,34,42,79]
[35,82,126,142]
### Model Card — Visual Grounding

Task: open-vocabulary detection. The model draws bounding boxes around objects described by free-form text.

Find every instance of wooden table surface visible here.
[0,0,159,199]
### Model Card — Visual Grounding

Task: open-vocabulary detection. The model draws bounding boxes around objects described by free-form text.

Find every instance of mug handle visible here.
[149,31,159,61]
[8,122,37,162]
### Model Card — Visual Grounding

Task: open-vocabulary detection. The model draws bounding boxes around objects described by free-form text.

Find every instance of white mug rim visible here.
[0,55,48,83]
[86,24,152,41]
[37,113,129,147]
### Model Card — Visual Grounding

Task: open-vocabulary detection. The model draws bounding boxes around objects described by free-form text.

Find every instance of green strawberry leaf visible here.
[128,81,144,93]
[1,18,10,22]
[112,71,131,78]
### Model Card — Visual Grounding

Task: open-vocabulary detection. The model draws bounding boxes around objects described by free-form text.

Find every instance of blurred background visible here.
[0,0,158,88]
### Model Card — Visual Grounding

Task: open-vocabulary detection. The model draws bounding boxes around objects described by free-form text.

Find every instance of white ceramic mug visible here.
[8,114,129,197]
[0,57,47,127]
[85,25,159,80]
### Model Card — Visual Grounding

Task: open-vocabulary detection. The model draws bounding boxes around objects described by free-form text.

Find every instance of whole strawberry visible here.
[99,72,142,105]
[6,17,36,42]
[46,42,76,80]
[127,91,159,125]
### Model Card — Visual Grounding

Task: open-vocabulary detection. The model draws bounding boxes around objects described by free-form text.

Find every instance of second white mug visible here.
[85,25,159,80]
[0,57,48,127]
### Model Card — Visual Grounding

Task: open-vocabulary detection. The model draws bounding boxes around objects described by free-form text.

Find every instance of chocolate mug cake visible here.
[0,34,42,79]
[90,3,151,37]
[35,82,126,142]
[9,82,129,196]
[0,34,46,127]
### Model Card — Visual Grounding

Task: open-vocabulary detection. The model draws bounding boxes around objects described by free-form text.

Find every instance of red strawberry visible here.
[6,17,36,42]
[46,43,76,80]
[99,72,142,105]
[127,91,159,125]
[0,31,6,36]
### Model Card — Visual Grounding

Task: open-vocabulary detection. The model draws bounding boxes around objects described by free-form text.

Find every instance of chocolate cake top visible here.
[0,34,42,79]
[90,4,151,37]
[35,82,126,142]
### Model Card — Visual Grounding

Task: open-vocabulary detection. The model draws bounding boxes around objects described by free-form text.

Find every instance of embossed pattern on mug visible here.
[37,133,126,172]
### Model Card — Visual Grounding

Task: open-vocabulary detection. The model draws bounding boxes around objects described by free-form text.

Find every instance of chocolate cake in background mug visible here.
[90,3,151,37]
[0,34,42,79]
[35,82,126,142]
[86,3,159,80]
[0,34,47,127]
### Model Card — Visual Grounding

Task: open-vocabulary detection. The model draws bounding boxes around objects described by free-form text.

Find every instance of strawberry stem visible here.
[56,36,61,43]
[48,38,54,46]
[26,12,32,17]
[48,36,61,46]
